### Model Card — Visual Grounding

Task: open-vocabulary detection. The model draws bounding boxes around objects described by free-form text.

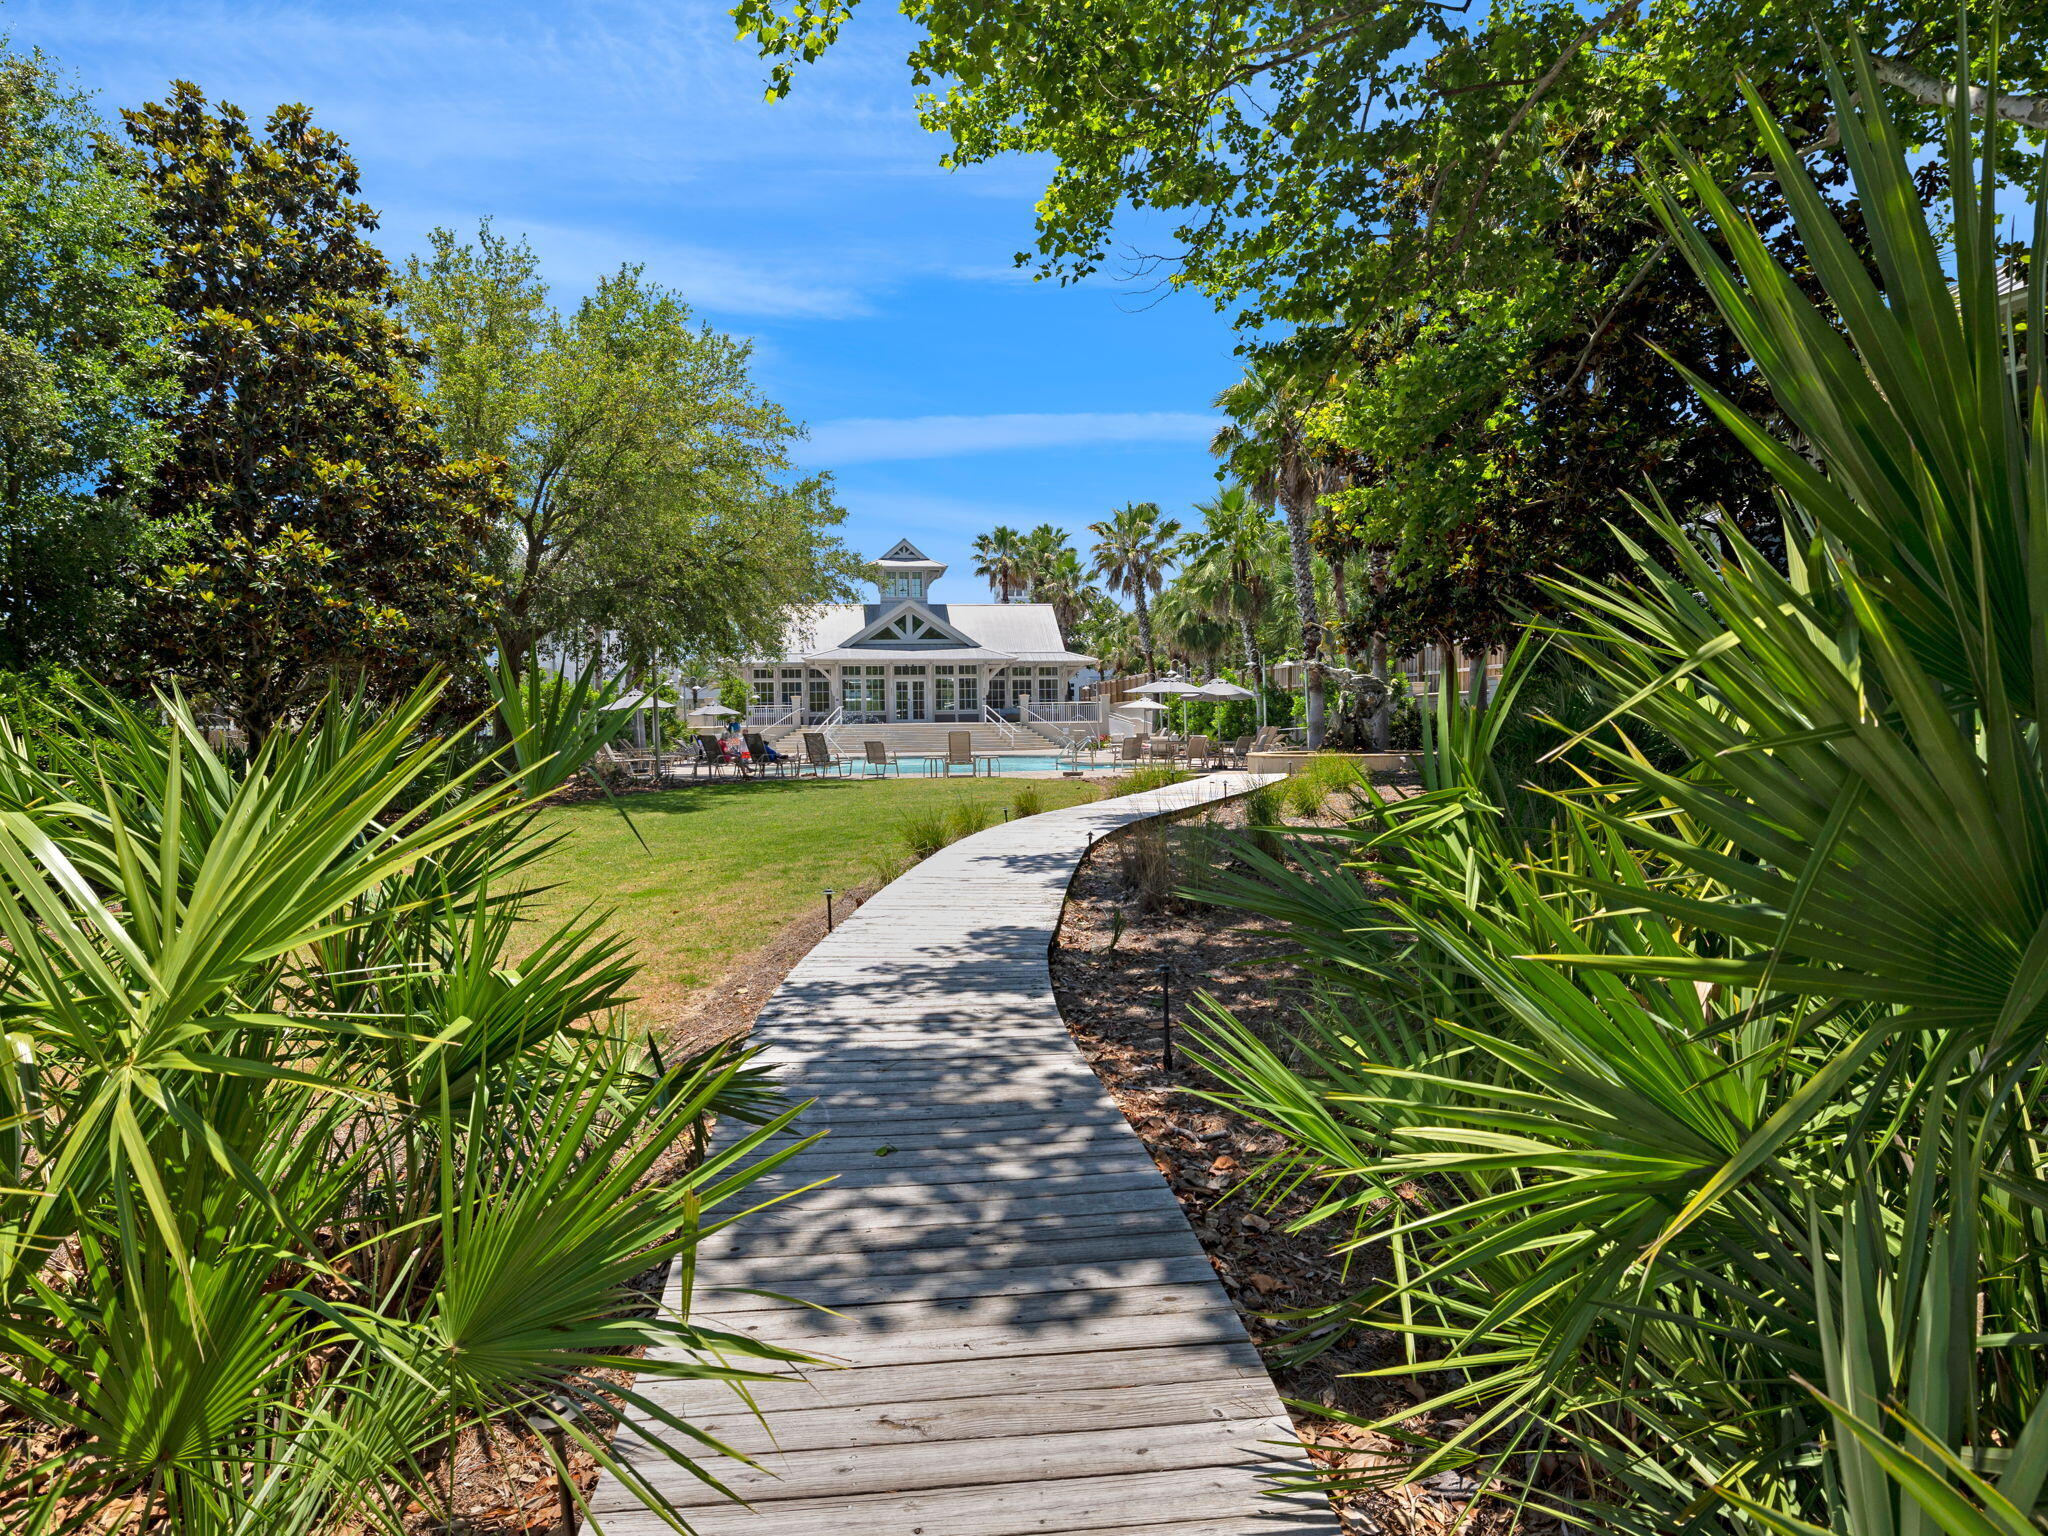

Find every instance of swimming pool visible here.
[873,753,1078,776]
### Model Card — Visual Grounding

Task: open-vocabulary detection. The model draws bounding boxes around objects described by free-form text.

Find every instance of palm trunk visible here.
[1133,586,1157,678]
[1238,615,1261,677]
[1280,498,1326,748]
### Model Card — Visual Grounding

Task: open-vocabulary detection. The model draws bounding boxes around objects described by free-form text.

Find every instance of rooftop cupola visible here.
[873,538,946,602]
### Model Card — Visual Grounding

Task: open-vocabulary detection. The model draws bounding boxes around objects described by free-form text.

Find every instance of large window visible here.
[844,673,885,721]
[883,572,927,600]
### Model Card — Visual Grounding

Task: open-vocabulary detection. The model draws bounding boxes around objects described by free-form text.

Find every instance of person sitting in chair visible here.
[719,724,754,777]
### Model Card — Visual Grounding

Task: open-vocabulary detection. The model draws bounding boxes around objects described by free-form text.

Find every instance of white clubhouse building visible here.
[742,540,1095,726]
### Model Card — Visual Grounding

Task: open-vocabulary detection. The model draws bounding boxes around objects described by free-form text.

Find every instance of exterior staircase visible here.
[758,721,1076,756]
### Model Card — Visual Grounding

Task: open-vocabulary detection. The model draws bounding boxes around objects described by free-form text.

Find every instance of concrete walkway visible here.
[595,772,1339,1535]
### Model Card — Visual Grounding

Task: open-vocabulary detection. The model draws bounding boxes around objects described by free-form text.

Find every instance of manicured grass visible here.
[520,774,1101,1031]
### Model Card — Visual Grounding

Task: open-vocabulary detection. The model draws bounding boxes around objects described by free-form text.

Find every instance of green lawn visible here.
[520,773,1102,1032]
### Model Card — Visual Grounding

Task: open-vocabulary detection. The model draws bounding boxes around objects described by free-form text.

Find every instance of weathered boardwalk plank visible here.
[596,773,1339,1535]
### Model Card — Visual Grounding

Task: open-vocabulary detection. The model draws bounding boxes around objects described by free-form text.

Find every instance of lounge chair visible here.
[937,730,992,777]
[859,739,901,777]
[745,731,795,777]
[692,733,732,777]
[1220,734,1253,767]
[1118,736,1146,768]
[1185,734,1217,769]
[800,732,845,777]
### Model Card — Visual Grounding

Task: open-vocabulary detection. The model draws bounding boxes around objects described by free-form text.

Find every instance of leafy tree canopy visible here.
[119,84,504,739]
[736,3,2048,652]
[0,45,175,672]
[735,1,2043,326]
[399,222,866,678]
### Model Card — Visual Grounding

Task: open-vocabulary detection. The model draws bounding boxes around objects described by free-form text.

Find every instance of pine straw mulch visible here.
[1049,781,1531,1536]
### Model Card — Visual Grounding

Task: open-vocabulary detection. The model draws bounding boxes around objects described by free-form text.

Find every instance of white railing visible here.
[745,702,801,728]
[813,705,850,755]
[1020,699,1099,724]
[979,704,1020,744]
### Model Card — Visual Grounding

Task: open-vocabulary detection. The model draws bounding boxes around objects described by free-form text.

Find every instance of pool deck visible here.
[592,770,1338,1536]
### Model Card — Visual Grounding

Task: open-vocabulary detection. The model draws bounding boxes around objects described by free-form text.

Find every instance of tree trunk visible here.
[1238,615,1261,678]
[1280,498,1326,748]
[1367,549,1390,750]
[1368,633,1390,749]
[1328,554,1350,664]
[1464,643,1491,708]
[1133,586,1157,679]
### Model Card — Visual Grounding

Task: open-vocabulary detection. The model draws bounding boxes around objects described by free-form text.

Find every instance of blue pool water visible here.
[876,753,1075,776]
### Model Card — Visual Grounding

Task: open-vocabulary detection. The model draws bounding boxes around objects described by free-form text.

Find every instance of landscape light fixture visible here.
[824,887,836,931]
[521,1398,578,1533]
[1158,963,1174,1071]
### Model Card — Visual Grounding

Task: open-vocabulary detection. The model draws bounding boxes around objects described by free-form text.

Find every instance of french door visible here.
[893,677,928,721]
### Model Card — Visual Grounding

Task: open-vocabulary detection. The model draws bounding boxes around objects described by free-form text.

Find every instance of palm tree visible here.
[1178,487,1280,678]
[1151,581,1232,676]
[1087,501,1181,679]
[970,525,1025,602]
[1017,523,1072,602]
[1033,546,1095,634]
[1211,363,1343,746]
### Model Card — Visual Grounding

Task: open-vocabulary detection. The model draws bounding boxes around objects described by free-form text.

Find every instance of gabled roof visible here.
[761,601,1095,665]
[842,598,979,650]
[875,538,941,568]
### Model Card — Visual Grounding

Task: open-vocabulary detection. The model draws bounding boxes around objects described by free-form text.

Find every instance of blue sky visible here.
[5,0,1242,605]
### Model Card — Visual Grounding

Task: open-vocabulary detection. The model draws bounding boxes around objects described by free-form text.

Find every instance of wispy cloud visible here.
[806,411,1217,464]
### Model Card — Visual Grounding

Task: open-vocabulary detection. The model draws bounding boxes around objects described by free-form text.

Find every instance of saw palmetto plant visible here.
[1191,35,2048,1534]
[0,674,817,1534]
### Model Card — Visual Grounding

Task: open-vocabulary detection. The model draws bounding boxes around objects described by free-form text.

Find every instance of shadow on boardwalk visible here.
[592,774,1341,1536]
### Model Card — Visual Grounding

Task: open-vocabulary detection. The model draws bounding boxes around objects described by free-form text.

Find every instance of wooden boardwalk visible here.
[596,771,1339,1536]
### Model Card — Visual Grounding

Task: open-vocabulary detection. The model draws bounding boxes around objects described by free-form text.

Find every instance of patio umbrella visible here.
[686,704,740,721]
[1130,677,1198,696]
[1118,698,1169,712]
[1186,678,1256,700]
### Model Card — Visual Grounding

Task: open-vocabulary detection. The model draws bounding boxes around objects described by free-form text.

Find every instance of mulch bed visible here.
[1049,781,1524,1536]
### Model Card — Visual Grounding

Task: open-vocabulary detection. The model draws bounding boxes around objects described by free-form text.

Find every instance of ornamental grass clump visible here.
[946,799,998,841]
[1278,752,1366,819]
[1113,763,1191,797]
[895,807,953,860]
[1188,39,2048,1533]
[0,670,817,1535]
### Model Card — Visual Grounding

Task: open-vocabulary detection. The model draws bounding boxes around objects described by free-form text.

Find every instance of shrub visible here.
[1190,52,2048,1531]
[1009,783,1048,818]
[0,679,812,1532]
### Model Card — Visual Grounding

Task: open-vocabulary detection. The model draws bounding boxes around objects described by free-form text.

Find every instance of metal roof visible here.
[765,601,1096,665]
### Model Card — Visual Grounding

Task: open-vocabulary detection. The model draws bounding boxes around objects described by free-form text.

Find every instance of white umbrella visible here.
[1119,698,1169,713]
[686,704,740,720]
[1131,677,1198,696]
[1187,678,1256,700]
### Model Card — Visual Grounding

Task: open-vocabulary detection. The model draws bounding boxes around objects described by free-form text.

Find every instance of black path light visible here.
[522,1396,579,1533]
[1158,962,1174,1072]
[824,887,836,931]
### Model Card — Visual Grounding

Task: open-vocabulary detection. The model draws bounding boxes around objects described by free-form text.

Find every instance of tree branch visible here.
[1431,0,1643,271]
[1870,53,2048,129]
